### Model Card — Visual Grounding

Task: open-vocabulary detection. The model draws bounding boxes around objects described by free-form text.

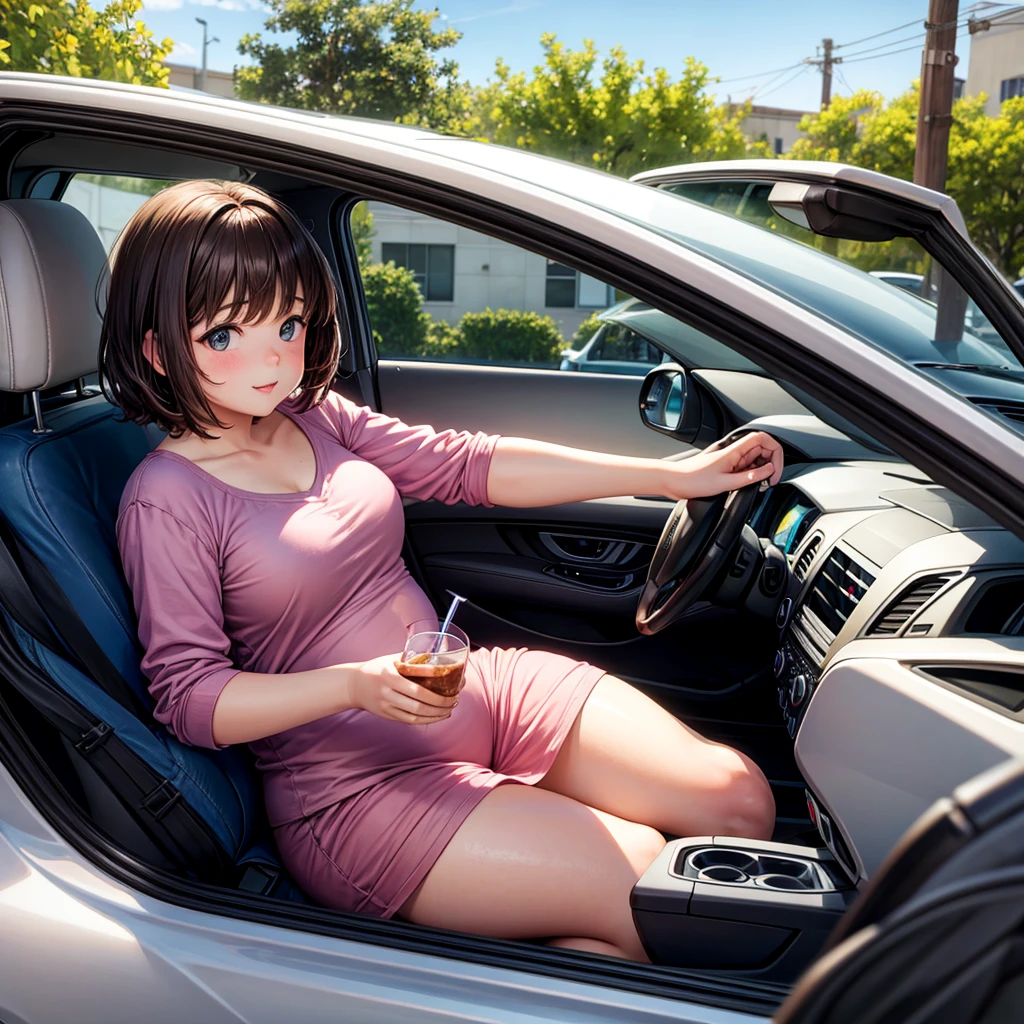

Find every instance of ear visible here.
[142,329,166,377]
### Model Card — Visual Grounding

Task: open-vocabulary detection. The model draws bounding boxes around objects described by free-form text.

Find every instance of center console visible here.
[630,836,857,980]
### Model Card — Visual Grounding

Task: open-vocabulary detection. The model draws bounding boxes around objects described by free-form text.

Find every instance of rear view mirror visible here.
[639,364,700,441]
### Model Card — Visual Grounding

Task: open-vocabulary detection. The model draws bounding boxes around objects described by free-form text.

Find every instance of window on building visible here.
[1000,77,1024,103]
[381,242,455,301]
[773,137,784,155]
[545,260,614,308]
[545,261,577,307]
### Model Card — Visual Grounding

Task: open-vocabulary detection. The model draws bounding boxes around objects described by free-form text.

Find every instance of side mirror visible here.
[638,363,701,442]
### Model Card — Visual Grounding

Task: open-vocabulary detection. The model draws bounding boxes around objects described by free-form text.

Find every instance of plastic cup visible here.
[396,624,469,697]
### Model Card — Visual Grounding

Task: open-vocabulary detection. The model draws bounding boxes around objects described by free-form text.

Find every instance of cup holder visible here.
[696,865,749,884]
[678,846,833,892]
[754,873,807,891]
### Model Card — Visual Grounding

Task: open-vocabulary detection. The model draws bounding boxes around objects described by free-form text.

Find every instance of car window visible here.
[58,174,177,253]
[590,323,661,363]
[348,199,762,377]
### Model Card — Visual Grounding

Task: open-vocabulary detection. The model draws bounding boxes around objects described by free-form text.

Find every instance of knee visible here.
[709,747,776,841]
[622,822,667,877]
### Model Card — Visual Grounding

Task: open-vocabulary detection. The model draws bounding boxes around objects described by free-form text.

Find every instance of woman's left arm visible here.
[485,431,784,507]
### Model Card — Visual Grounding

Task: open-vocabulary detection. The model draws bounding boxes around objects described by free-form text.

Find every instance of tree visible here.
[0,0,173,86]
[361,260,428,356]
[475,35,752,177]
[787,84,1024,279]
[235,0,469,132]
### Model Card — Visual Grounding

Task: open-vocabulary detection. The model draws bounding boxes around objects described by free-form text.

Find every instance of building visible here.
[742,105,813,155]
[165,61,236,99]
[365,202,615,340]
[965,5,1024,116]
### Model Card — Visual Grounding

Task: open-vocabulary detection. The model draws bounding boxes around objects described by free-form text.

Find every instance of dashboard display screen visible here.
[773,503,818,555]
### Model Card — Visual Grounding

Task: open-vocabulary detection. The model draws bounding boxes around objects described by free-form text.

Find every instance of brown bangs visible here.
[99,179,342,439]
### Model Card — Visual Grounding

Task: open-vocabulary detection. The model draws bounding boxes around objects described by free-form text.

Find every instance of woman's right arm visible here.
[209,655,456,747]
[118,500,455,751]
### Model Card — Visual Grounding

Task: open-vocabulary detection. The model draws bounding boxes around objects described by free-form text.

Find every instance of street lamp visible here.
[195,17,220,93]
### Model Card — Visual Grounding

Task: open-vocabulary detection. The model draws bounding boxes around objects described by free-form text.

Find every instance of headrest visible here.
[0,199,109,392]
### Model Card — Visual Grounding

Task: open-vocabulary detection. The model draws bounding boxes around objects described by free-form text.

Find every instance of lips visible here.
[253,381,278,393]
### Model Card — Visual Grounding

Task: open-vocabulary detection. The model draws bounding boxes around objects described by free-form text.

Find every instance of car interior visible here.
[3,112,1024,1019]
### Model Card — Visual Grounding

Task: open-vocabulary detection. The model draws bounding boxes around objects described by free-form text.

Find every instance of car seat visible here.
[0,197,304,900]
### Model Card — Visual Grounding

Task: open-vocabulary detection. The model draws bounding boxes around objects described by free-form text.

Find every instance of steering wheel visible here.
[635,431,766,635]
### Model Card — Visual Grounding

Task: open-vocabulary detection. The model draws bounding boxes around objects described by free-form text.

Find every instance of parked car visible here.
[3,77,1024,1023]
[560,303,672,374]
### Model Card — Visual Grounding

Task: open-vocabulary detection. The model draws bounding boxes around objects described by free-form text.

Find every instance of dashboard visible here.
[755,460,1024,883]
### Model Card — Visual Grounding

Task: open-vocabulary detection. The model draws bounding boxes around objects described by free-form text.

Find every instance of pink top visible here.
[116,391,501,826]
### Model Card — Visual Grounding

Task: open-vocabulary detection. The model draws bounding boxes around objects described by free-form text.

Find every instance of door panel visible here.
[378,360,693,458]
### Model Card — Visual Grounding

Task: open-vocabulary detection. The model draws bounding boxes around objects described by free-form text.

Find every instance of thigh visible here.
[536,674,775,839]
[396,781,664,961]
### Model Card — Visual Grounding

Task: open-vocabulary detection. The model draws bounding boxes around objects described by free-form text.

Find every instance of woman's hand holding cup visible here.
[349,652,457,725]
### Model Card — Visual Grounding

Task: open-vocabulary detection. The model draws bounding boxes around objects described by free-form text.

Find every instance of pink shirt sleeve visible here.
[322,392,502,507]
[117,500,238,749]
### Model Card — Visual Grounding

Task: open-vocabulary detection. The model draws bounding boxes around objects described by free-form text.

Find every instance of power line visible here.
[715,61,807,86]
[834,17,923,49]
[755,64,813,102]
[838,30,928,60]
[735,61,810,100]
[840,27,972,64]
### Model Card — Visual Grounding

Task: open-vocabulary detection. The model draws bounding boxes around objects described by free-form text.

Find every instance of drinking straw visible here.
[432,591,466,654]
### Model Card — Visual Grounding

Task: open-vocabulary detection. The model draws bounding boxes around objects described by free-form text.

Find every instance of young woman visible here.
[103,179,782,962]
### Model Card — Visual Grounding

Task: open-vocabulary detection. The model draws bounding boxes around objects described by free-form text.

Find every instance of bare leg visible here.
[537,675,776,840]
[397,782,664,961]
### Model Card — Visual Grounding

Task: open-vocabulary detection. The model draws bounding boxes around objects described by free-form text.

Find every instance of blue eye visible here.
[206,327,232,352]
[281,316,304,342]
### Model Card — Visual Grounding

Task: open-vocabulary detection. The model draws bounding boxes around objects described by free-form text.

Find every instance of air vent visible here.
[973,400,1024,425]
[868,573,958,635]
[804,548,876,642]
[793,534,822,582]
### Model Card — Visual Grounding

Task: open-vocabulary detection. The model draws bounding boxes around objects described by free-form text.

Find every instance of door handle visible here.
[538,532,641,565]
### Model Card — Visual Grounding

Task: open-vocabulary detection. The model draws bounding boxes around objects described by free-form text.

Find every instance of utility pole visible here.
[820,38,834,108]
[915,1,962,341]
[914,0,959,191]
[806,38,840,109]
[195,17,219,94]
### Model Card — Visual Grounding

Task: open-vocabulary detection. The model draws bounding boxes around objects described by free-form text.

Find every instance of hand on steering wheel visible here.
[660,431,783,500]
[636,431,784,635]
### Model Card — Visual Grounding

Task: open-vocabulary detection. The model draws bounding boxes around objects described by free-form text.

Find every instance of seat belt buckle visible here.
[237,862,282,896]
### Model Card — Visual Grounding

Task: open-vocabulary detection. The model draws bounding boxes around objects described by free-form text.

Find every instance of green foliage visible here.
[787,84,1024,278]
[350,201,376,271]
[361,260,428,357]
[572,312,604,349]
[475,34,751,177]
[457,307,565,364]
[235,0,469,132]
[421,318,461,358]
[0,0,173,85]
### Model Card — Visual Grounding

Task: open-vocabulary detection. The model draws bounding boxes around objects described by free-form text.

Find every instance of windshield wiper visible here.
[914,361,1024,384]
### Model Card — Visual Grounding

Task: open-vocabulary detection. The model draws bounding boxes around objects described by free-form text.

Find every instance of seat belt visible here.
[0,516,151,722]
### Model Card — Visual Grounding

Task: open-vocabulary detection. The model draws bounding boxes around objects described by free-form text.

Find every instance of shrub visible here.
[572,312,603,349]
[361,261,428,357]
[456,308,565,363]
[421,318,462,358]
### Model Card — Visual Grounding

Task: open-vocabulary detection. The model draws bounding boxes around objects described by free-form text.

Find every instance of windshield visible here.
[429,141,1020,374]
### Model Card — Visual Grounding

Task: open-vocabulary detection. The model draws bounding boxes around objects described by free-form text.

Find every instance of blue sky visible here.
[141,0,1009,112]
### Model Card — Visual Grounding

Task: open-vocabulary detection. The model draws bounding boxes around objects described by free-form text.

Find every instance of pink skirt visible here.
[271,645,606,918]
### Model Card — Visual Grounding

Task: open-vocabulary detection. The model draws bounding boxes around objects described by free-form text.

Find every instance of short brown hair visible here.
[99,179,341,439]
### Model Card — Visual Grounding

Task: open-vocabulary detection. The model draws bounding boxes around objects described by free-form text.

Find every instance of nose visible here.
[265,343,282,367]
